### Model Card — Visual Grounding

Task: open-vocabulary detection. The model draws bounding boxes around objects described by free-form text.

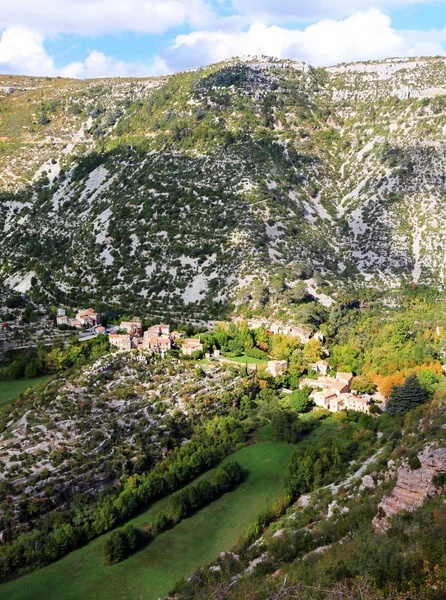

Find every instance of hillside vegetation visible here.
[0,441,294,600]
[3,57,446,315]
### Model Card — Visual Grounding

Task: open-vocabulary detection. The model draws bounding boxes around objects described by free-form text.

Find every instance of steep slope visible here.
[170,397,446,600]
[3,56,446,313]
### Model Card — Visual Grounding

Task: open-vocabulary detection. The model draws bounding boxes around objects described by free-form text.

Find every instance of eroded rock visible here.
[373,446,446,532]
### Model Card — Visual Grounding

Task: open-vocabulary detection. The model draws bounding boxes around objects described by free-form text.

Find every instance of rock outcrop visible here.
[373,446,446,532]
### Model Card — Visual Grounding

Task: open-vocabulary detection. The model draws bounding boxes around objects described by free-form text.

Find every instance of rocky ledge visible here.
[373,446,446,532]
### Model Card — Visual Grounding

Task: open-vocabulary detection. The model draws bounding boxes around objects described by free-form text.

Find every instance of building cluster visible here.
[55,306,207,356]
[300,372,370,414]
[241,318,313,343]
[109,320,204,356]
[56,308,101,329]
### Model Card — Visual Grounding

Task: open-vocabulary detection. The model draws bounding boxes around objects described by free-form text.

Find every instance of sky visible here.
[0,0,446,78]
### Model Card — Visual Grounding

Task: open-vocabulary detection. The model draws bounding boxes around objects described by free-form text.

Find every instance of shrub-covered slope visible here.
[3,56,446,312]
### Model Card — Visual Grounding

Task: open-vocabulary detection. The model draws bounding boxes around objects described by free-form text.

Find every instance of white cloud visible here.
[0,26,56,76]
[0,0,213,36]
[0,26,172,77]
[60,51,171,78]
[1,10,445,79]
[163,9,446,70]
[231,0,446,23]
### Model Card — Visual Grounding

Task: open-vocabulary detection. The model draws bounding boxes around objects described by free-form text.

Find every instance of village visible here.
[53,306,377,415]
[299,364,372,414]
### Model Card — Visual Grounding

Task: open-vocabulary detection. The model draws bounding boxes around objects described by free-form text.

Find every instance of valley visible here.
[0,54,446,600]
[0,290,444,599]
[0,440,294,600]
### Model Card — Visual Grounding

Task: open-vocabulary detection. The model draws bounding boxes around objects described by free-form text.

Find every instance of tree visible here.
[122,524,142,551]
[271,410,311,443]
[417,368,439,395]
[251,280,269,306]
[351,375,375,394]
[331,344,363,373]
[289,389,312,413]
[303,338,323,363]
[103,530,128,564]
[37,105,50,125]
[375,372,405,398]
[292,280,312,303]
[24,359,40,378]
[386,373,428,416]
[253,326,270,352]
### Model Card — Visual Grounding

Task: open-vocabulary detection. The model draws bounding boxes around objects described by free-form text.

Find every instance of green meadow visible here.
[1,440,294,600]
[0,377,50,409]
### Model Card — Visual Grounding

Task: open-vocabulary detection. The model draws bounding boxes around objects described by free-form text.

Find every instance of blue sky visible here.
[0,0,446,78]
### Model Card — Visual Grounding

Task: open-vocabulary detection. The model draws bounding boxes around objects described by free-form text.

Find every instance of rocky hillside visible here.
[171,397,446,600]
[2,56,446,315]
[0,350,245,526]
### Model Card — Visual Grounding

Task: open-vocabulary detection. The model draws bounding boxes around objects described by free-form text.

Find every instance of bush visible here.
[102,525,144,564]
[271,410,314,444]
[245,347,268,359]
[408,454,422,470]
[432,472,446,487]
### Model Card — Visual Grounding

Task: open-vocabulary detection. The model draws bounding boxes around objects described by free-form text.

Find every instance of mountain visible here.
[2,55,446,316]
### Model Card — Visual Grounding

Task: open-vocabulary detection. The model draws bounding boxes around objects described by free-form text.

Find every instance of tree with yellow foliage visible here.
[303,338,323,363]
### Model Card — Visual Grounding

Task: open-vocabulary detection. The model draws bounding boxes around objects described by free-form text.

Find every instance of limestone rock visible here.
[373,447,446,532]
[361,474,375,489]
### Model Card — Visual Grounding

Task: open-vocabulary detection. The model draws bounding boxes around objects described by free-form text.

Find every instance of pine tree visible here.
[386,373,428,415]
[37,105,50,125]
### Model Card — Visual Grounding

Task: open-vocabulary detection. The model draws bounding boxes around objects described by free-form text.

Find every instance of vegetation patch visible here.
[0,376,49,409]
[0,441,294,600]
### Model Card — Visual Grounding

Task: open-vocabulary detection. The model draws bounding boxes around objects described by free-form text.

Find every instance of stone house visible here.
[337,372,354,387]
[339,395,370,413]
[312,390,338,410]
[310,360,329,375]
[330,380,350,395]
[286,325,312,343]
[76,308,100,326]
[247,319,269,329]
[109,334,132,350]
[267,360,288,377]
[120,320,143,336]
[146,325,162,337]
[142,334,172,352]
[160,323,170,336]
[170,330,184,340]
[56,314,68,326]
[181,339,204,356]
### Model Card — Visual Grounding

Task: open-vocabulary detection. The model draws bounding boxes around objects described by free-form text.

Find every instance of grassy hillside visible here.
[0,440,294,600]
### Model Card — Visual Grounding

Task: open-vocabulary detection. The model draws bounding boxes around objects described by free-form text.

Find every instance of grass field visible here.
[224,354,268,366]
[0,377,50,409]
[1,440,294,600]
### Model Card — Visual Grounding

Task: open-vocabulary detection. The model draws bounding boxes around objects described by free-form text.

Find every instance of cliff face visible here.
[373,445,446,532]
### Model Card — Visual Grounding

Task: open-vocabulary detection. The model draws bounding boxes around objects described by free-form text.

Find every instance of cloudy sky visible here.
[0,0,446,78]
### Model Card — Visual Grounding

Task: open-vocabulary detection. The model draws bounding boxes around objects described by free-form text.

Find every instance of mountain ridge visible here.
[2,54,446,316]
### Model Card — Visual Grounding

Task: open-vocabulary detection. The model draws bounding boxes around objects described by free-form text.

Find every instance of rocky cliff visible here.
[373,445,446,532]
